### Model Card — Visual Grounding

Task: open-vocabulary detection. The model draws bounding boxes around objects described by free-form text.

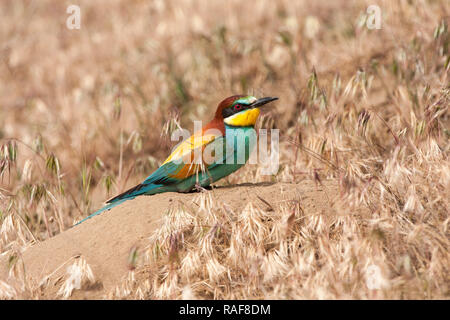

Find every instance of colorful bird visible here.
[75,95,278,225]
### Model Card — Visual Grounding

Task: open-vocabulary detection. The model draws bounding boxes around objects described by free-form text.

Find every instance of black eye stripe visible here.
[222,103,249,118]
[222,107,234,118]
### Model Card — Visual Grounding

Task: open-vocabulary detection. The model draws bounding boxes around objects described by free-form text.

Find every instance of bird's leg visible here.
[192,183,213,192]
[192,172,214,192]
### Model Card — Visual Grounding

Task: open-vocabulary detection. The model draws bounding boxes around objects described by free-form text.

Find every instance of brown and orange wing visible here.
[160,130,222,180]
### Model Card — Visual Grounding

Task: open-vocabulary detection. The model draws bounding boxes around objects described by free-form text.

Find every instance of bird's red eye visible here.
[234,104,242,111]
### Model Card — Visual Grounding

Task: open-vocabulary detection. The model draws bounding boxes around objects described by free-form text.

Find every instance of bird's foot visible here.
[192,183,213,192]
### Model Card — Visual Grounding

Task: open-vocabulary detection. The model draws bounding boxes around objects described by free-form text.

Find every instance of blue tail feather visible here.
[73,198,130,226]
[73,182,168,227]
[73,161,185,227]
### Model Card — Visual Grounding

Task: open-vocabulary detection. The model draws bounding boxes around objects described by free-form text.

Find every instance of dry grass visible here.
[0,0,449,299]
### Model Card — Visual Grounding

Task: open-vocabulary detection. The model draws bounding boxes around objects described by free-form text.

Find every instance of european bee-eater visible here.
[75,95,278,225]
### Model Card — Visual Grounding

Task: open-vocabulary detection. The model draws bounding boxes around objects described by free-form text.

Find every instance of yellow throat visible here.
[224,108,260,127]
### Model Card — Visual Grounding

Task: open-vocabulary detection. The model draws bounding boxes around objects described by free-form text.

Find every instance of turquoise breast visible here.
[174,125,257,191]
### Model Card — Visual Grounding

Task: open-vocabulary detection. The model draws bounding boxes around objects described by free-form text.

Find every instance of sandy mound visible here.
[0,180,337,299]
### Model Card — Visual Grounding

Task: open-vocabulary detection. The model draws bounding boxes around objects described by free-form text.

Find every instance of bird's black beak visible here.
[250,97,278,108]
